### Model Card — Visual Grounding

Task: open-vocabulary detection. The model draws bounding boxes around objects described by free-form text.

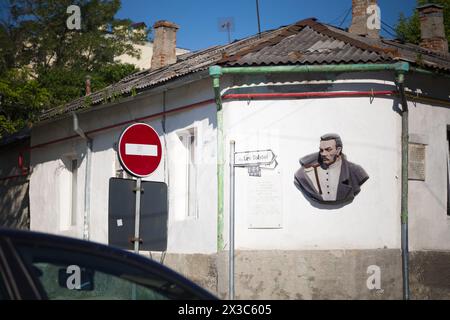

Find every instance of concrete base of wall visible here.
[410,251,450,299]
[143,249,450,300]
[144,251,218,296]
[217,250,402,300]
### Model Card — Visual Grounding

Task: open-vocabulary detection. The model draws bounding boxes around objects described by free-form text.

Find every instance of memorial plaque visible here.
[409,143,426,181]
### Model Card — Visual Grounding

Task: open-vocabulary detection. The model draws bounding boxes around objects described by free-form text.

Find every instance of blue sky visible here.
[116,0,418,51]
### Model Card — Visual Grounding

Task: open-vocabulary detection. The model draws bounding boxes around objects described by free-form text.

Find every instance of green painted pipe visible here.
[210,66,224,251]
[218,62,410,75]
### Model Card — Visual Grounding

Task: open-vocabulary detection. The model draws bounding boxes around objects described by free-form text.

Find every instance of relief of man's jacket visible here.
[294,152,369,205]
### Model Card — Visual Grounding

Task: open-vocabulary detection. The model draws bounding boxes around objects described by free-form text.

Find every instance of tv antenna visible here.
[218,17,235,44]
[256,0,262,38]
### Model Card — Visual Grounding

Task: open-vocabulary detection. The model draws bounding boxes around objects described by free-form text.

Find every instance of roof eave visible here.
[35,69,210,128]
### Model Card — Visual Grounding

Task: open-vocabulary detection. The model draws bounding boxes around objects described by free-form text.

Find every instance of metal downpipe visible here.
[210,66,225,252]
[73,112,92,240]
[396,72,410,300]
[84,139,92,240]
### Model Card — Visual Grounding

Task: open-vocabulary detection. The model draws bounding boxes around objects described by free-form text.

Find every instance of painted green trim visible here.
[210,67,223,111]
[216,62,410,75]
[210,65,225,251]
[209,65,223,77]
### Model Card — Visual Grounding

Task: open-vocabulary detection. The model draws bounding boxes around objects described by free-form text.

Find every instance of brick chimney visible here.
[418,4,449,53]
[151,20,179,70]
[349,0,380,38]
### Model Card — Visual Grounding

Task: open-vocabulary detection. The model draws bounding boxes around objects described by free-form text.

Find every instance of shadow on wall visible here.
[0,178,30,229]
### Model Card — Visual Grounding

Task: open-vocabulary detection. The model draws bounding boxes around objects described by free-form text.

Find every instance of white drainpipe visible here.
[73,112,92,240]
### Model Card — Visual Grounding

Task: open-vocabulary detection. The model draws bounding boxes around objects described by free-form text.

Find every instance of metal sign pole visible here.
[134,177,142,253]
[131,177,142,300]
[229,141,235,300]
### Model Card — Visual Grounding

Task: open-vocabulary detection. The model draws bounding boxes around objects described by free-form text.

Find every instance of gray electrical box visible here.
[108,178,168,251]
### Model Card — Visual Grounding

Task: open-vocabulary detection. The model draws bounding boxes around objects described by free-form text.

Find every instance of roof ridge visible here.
[37,17,450,123]
[217,19,309,64]
[218,18,397,66]
[306,21,396,58]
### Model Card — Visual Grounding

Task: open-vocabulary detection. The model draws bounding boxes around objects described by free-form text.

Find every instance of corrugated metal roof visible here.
[38,27,285,121]
[322,23,450,71]
[38,18,450,122]
[226,25,388,66]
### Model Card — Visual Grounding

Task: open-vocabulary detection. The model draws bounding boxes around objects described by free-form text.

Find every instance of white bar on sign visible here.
[125,143,158,156]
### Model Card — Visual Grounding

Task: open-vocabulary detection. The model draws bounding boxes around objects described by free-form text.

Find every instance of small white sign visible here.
[235,150,276,166]
[125,143,158,157]
[116,219,123,227]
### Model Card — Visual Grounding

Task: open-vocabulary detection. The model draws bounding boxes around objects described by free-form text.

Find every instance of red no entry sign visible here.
[118,123,162,177]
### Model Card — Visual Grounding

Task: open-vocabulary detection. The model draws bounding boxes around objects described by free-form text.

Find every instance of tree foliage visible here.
[395,0,450,48]
[0,0,149,138]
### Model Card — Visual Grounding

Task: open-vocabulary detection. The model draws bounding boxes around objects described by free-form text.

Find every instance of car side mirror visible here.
[58,266,95,291]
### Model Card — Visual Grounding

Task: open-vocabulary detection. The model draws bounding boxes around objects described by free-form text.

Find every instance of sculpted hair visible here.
[320,133,343,150]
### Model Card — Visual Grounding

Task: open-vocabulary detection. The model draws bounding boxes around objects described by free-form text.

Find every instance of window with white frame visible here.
[59,157,78,230]
[178,128,198,219]
[70,159,78,226]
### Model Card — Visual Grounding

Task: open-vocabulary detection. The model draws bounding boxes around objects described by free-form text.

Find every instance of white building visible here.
[27,3,450,299]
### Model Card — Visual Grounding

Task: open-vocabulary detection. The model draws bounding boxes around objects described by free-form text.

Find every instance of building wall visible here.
[28,71,450,299]
[223,95,402,250]
[408,102,450,250]
[217,249,402,299]
[221,73,402,251]
[211,71,450,299]
[406,74,450,251]
[30,78,217,253]
[410,250,450,299]
[0,139,30,229]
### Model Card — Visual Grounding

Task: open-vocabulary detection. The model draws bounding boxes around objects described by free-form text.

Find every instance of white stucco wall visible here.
[29,70,450,255]
[30,78,217,253]
[222,95,402,250]
[408,100,450,250]
[404,74,450,251]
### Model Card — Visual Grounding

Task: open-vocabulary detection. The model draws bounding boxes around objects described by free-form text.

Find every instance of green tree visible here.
[395,0,450,49]
[0,0,149,138]
[0,69,51,137]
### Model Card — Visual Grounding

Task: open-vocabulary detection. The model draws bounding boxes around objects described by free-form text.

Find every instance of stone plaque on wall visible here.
[409,143,426,181]
[247,171,283,229]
